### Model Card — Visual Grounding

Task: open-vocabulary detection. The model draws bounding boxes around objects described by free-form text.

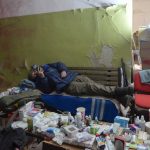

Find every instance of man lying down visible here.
[28,61,134,116]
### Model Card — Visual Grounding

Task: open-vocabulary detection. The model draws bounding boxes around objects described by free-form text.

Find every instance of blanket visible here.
[0,89,41,111]
[41,94,119,122]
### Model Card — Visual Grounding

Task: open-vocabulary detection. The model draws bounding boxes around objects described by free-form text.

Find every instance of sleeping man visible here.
[28,61,134,116]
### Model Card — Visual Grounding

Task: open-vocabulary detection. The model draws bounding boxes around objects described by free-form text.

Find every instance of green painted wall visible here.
[0,5,131,91]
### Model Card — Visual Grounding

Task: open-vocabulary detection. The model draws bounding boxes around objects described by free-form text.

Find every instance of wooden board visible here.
[69,67,119,86]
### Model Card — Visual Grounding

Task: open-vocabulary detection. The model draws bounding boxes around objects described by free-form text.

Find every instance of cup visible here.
[76,107,85,121]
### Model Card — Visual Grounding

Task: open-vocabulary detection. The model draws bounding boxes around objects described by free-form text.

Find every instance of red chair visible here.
[134,70,150,121]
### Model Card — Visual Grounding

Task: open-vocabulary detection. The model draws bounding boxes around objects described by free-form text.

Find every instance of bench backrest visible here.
[69,67,119,87]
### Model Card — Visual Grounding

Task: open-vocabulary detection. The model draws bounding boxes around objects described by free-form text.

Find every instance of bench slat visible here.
[69,67,119,87]
[69,67,118,71]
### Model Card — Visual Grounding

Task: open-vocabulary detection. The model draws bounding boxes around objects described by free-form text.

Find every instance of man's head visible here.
[28,64,40,80]
[28,64,44,80]
[31,64,41,72]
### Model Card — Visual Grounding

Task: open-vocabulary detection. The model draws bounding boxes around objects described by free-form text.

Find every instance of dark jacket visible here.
[0,127,26,150]
[34,62,78,93]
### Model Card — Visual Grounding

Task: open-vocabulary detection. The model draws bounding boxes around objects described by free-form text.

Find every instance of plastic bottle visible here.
[88,115,92,125]
[135,116,140,127]
[140,115,145,131]
[95,116,99,124]
[57,116,63,128]
[75,112,83,128]
[68,112,74,124]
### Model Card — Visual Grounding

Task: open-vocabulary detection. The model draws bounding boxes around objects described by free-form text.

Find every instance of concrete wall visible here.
[0,0,132,91]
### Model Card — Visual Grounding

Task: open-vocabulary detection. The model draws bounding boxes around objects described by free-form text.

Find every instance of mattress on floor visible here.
[40,94,120,123]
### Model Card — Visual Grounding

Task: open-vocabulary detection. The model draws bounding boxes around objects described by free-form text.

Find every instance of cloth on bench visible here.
[0,89,41,112]
[41,94,119,123]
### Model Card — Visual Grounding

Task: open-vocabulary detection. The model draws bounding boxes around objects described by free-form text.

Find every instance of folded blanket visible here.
[139,69,150,84]
[0,89,41,109]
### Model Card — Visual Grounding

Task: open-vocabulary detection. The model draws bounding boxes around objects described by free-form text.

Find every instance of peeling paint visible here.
[99,45,113,67]
[88,45,113,67]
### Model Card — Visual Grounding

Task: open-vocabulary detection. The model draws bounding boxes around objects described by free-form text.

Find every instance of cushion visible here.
[134,72,150,93]
[135,94,150,108]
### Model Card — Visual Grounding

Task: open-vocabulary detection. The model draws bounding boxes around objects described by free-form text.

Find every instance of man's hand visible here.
[31,71,37,79]
[61,71,67,78]
[37,68,45,78]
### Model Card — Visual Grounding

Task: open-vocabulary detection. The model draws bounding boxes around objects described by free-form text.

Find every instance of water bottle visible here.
[135,116,140,127]
[68,112,74,124]
[75,112,83,129]
[140,115,145,131]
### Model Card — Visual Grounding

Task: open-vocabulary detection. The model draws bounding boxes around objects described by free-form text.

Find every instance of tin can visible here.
[27,117,33,131]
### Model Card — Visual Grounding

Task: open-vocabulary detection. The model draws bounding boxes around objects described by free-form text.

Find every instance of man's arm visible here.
[36,69,51,92]
[48,62,68,78]
[36,76,52,93]
[48,62,68,72]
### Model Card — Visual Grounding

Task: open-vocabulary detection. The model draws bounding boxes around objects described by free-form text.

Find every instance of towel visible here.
[139,69,150,84]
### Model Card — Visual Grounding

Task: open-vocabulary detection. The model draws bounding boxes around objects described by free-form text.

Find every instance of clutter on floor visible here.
[7,101,150,150]
[0,127,27,150]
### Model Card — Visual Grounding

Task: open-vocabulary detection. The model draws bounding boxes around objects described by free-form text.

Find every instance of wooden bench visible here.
[69,67,119,87]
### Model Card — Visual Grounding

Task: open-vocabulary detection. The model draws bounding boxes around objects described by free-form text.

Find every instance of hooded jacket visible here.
[34,62,78,93]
